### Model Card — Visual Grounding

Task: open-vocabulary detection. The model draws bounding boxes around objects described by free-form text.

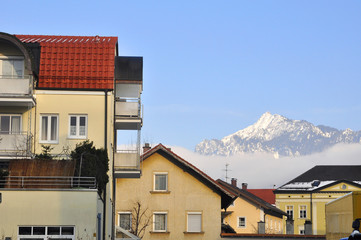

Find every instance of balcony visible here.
[0,132,32,157]
[0,176,96,189]
[114,99,142,130]
[114,150,141,178]
[0,76,35,107]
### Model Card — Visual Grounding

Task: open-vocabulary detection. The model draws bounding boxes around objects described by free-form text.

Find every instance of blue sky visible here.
[2,0,361,150]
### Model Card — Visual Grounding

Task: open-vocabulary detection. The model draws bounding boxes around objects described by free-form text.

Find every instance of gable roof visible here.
[247,189,276,205]
[15,34,118,90]
[142,144,236,209]
[275,165,361,193]
[217,179,287,218]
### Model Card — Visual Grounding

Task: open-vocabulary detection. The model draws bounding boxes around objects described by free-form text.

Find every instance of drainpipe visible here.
[103,89,108,240]
[310,192,313,233]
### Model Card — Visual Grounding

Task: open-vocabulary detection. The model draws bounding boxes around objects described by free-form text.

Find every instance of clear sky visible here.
[2,0,361,150]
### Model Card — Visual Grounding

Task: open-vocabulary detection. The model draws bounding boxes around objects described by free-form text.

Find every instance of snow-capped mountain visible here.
[195,112,361,157]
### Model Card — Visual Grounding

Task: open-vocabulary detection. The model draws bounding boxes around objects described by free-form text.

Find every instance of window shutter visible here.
[188,214,201,232]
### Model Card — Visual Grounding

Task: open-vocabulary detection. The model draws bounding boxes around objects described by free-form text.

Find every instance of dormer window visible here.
[0,57,24,78]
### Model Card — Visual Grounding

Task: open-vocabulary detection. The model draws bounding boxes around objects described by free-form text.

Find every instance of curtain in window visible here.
[70,116,77,136]
[155,175,167,190]
[11,116,21,133]
[79,116,86,136]
[119,214,131,230]
[154,214,166,231]
[50,116,57,141]
[41,116,48,140]
[188,214,201,232]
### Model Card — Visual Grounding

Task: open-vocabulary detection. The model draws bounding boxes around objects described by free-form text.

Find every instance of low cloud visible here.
[167,143,361,189]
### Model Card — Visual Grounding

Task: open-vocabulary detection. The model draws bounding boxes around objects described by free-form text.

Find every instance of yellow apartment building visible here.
[218,179,286,234]
[115,144,235,240]
[274,165,361,235]
[0,32,144,240]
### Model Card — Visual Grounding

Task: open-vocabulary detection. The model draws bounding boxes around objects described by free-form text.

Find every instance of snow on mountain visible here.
[195,112,361,157]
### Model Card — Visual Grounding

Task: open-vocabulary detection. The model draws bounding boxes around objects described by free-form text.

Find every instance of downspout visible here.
[310,192,313,233]
[103,89,108,240]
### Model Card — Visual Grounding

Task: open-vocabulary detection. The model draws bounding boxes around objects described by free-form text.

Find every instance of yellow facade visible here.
[224,197,283,234]
[32,90,114,155]
[115,152,224,240]
[275,182,361,235]
[0,189,99,240]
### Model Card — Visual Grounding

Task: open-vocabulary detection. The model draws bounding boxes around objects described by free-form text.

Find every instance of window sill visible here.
[150,191,171,194]
[39,141,58,144]
[184,231,204,234]
[67,137,87,140]
[149,231,170,234]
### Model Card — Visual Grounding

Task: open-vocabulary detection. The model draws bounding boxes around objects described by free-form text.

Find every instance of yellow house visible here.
[0,32,144,240]
[218,179,286,234]
[274,165,361,235]
[115,144,235,240]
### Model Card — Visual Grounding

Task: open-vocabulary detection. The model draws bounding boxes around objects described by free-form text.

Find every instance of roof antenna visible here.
[223,163,231,183]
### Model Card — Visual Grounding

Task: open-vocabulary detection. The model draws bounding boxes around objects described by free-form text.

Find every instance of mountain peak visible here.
[195,113,361,157]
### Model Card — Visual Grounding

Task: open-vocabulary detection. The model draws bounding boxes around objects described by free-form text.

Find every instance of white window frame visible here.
[299,205,307,219]
[18,226,75,240]
[238,216,246,228]
[40,114,59,144]
[118,212,132,231]
[0,114,22,134]
[286,205,294,220]
[0,56,24,78]
[68,115,88,139]
[299,225,305,235]
[153,172,168,192]
[187,212,202,233]
[153,212,167,232]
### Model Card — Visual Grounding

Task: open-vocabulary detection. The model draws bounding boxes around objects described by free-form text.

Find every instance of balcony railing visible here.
[0,76,32,96]
[0,176,96,189]
[0,132,32,156]
[114,150,140,170]
[115,99,141,118]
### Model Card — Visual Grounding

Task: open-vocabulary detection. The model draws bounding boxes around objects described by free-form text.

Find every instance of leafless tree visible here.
[131,201,152,239]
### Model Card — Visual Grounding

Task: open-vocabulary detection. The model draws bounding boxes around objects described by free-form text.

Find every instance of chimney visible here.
[143,143,151,153]
[242,183,248,190]
[231,178,237,187]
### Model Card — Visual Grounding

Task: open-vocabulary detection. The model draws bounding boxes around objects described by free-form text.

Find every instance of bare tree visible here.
[131,201,152,239]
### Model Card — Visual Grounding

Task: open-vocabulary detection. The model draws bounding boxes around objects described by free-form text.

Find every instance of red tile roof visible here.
[247,189,276,204]
[15,34,118,90]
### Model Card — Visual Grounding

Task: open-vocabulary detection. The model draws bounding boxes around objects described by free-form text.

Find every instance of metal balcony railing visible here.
[0,76,32,95]
[0,132,32,156]
[0,176,96,189]
[114,150,140,170]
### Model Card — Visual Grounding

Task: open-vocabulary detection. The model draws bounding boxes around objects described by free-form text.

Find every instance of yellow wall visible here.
[275,182,361,235]
[33,91,114,156]
[0,189,99,239]
[115,152,223,240]
[223,197,283,234]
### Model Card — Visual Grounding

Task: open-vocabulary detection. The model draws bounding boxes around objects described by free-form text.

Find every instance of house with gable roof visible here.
[274,165,361,235]
[217,178,287,235]
[115,143,235,240]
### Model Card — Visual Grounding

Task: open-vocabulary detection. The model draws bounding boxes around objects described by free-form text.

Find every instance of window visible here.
[153,213,167,232]
[18,226,75,240]
[119,212,132,230]
[154,173,168,191]
[0,57,24,78]
[299,205,307,219]
[69,115,87,138]
[40,115,58,143]
[187,212,202,232]
[0,115,21,134]
[286,205,293,220]
[238,217,246,228]
[299,226,305,235]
